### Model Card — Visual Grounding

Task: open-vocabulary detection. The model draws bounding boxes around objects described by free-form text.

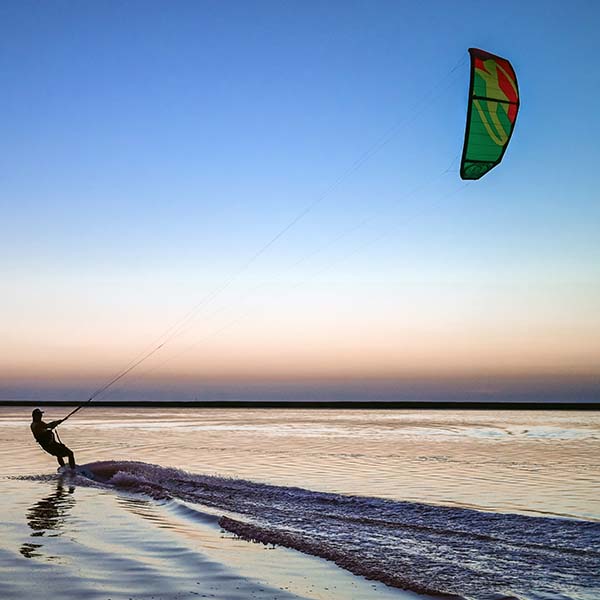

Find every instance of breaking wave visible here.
[20,461,600,599]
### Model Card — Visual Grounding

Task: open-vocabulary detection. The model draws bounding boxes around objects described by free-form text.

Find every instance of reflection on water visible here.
[19,481,75,560]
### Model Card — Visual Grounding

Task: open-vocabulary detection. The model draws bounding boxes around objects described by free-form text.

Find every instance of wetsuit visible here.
[31,420,75,468]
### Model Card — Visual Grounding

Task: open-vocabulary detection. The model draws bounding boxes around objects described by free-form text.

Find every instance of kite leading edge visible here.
[460,48,520,180]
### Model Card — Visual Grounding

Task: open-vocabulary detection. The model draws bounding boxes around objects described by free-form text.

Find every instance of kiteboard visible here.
[57,465,95,480]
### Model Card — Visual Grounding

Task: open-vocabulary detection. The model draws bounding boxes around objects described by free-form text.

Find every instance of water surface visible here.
[3,407,598,519]
[2,407,599,599]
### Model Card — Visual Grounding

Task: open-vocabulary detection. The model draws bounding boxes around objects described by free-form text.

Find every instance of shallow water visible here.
[23,459,598,600]
[2,407,598,519]
[1,477,412,600]
[2,407,600,599]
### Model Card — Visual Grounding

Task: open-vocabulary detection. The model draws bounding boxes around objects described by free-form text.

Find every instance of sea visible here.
[1,407,599,600]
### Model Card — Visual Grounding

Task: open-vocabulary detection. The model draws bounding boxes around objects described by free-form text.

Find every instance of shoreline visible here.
[1,399,599,410]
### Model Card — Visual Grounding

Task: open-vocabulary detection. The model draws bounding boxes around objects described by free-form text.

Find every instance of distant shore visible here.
[1,399,598,410]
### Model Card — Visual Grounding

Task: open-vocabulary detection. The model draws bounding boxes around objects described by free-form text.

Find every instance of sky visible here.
[1,0,599,402]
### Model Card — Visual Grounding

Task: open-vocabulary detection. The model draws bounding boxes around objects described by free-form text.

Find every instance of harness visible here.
[33,426,59,450]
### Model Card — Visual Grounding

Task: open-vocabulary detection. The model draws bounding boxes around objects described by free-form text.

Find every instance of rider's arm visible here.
[47,419,64,429]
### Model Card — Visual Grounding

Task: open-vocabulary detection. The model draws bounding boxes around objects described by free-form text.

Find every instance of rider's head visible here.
[31,408,44,422]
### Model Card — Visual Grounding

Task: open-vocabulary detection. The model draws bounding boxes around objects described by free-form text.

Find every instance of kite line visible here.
[57,54,470,420]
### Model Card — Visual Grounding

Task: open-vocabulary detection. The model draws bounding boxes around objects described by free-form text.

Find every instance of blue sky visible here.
[1,1,599,401]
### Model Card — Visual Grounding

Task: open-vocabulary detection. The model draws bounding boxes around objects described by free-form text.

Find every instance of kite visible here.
[460,48,520,180]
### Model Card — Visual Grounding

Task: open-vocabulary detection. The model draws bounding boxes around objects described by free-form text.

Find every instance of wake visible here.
[19,461,600,600]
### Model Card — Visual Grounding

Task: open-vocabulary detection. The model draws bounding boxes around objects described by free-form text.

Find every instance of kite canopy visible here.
[460,48,520,180]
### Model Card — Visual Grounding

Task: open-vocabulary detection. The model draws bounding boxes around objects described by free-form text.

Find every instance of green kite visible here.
[460,48,520,180]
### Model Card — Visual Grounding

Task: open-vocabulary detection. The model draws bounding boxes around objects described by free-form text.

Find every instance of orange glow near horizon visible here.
[3,260,600,391]
[3,313,599,384]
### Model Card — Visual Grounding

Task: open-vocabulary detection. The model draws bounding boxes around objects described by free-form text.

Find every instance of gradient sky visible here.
[2,1,599,401]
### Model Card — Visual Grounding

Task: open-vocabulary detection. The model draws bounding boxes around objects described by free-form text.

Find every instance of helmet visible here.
[32,408,44,418]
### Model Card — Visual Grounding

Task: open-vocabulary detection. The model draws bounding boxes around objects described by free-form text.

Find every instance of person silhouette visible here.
[30,408,76,470]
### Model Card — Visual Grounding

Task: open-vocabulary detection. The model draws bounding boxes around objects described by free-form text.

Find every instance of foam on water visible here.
[20,460,600,600]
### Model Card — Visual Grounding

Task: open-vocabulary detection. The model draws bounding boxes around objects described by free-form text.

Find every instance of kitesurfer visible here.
[30,408,76,469]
